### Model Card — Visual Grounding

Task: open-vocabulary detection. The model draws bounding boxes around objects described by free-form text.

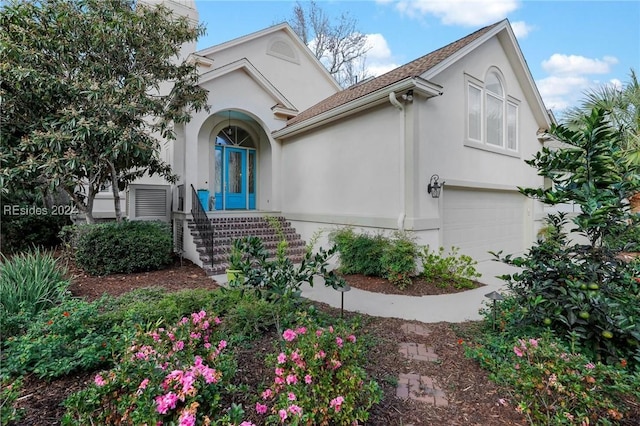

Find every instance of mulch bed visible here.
[11,257,526,425]
[341,273,485,296]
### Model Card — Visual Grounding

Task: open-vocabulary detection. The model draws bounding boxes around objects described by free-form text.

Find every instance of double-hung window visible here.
[466,69,519,153]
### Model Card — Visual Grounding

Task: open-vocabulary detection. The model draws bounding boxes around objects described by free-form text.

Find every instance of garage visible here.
[442,188,528,261]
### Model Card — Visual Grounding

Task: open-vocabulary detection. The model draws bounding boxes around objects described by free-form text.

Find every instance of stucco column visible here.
[270,135,282,212]
[184,120,199,212]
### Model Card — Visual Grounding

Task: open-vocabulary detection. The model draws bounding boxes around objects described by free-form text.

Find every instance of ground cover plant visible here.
[2,255,532,425]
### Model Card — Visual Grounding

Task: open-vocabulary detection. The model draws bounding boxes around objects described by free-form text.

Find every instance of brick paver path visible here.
[395,323,448,407]
[398,342,439,362]
[396,373,448,407]
[400,323,431,336]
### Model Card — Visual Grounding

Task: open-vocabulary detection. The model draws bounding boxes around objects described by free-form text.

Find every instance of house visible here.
[110,0,552,273]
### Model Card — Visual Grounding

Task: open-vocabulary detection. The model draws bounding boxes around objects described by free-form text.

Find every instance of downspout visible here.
[389,92,406,231]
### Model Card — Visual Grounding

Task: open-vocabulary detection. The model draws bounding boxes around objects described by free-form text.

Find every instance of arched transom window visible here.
[467,69,519,152]
[216,125,255,147]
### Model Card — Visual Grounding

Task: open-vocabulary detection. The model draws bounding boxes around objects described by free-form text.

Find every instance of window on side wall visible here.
[465,69,519,155]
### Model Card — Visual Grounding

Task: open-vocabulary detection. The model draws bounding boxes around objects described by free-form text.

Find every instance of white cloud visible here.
[510,20,534,39]
[393,0,520,26]
[542,54,618,76]
[536,75,592,111]
[362,33,399,77]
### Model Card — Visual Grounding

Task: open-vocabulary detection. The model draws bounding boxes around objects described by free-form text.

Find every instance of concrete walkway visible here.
[213,260,520,324]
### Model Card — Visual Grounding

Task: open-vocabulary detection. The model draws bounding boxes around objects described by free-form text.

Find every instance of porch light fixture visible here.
[402,89,413,102]
[225,110,233,136]
[484,291,504,331]
[427,174,444,198]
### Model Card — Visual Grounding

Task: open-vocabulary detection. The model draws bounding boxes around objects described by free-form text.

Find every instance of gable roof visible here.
[276,19,551,138]
[195,22,341,92]
[284,21,501,128]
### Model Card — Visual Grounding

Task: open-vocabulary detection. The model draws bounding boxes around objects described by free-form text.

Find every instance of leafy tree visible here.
[1,0,209,223]
[495,108,640,364]
[522,108,638,246]
[289,1,370,87]
[563,69,640,167]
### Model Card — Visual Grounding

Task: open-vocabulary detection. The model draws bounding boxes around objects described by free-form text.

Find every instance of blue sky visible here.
[194,0,639,117]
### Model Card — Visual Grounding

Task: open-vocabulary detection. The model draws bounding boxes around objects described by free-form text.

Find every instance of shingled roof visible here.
[285,20,503,127]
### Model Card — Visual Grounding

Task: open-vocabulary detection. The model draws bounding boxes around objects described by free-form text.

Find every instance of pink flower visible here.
[288,392,297,401]
[94,374,106,387]
[329,326,334,333]
[585,362,596,370]
[290,350,301,361]
[277,352,287,364]
[288,404,303,416]
[240,422,256,426]
[286,374,298,385]
[331,359,342,370]
[330,396,344,412]
[528,338,539,347]
[295,326,307,334]
[347,334,356,343]
[256,402,268,414]
[304,374,312,384]
[138,378,150,390]
[262,388,273,400]
[274,376,284,385]
[174,340,185,351]
[282,329,297,341]
[315,350,326,359]
[336,337,343,348]
[316,330,323,337]
[204,343,212,349]
[178,411,196,426]
[214,317,222,325]
[218,340,227,349]
[513,346,524,357]
[155,392,178,414]
[279,408,288,422]
[275,367,285,376]
[514,363,520,370]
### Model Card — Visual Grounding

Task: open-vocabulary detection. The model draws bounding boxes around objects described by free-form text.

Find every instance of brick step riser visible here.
[189,227,297,236]
[200,255,306,276]
[193,236,303,247]
[193,239,306,253]
[198,248,307,263]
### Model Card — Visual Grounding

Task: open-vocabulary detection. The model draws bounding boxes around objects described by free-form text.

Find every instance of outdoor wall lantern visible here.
[427,174,444,198]
[484,291,504,331]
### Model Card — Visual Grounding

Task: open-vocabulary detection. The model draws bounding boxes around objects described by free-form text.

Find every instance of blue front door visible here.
[214,146,256,210]
[225,147,246,209]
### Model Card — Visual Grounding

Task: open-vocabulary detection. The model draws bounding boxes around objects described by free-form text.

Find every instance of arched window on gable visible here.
[466,69,519,153]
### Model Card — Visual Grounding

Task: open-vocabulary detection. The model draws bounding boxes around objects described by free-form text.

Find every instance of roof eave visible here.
[273,77,442,139]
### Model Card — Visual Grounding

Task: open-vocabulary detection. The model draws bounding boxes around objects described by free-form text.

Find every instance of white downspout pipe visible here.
[389,92,406,231]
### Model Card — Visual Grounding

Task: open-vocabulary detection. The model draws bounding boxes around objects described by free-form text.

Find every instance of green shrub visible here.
[62,311,242,425]
[467,332,640,424]
[0,249,70,320]
[603,215,640,252]
[1,377,23,425]
[75,221,173,275]
[1,297,126,380]
[381,231,418,289]
[256,319,382,425]
[330,228,389,276]
[1,213,71,253]
[420,246,481,289]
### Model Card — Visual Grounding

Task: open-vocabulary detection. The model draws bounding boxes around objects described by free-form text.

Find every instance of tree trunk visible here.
[108,161,122,222]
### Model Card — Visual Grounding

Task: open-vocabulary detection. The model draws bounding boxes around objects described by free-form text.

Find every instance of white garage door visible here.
[443,189,526,261]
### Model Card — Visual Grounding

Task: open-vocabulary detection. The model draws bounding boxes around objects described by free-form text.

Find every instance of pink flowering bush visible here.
[257,320,382,425]
[62,311,248,425]
[469,334,640,424]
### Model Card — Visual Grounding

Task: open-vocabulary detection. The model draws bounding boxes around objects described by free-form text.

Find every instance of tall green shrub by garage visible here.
[330,228,388,276]
[75,221,173,275]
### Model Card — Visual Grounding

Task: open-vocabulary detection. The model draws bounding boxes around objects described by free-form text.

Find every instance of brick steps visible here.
[188,215,306,276]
